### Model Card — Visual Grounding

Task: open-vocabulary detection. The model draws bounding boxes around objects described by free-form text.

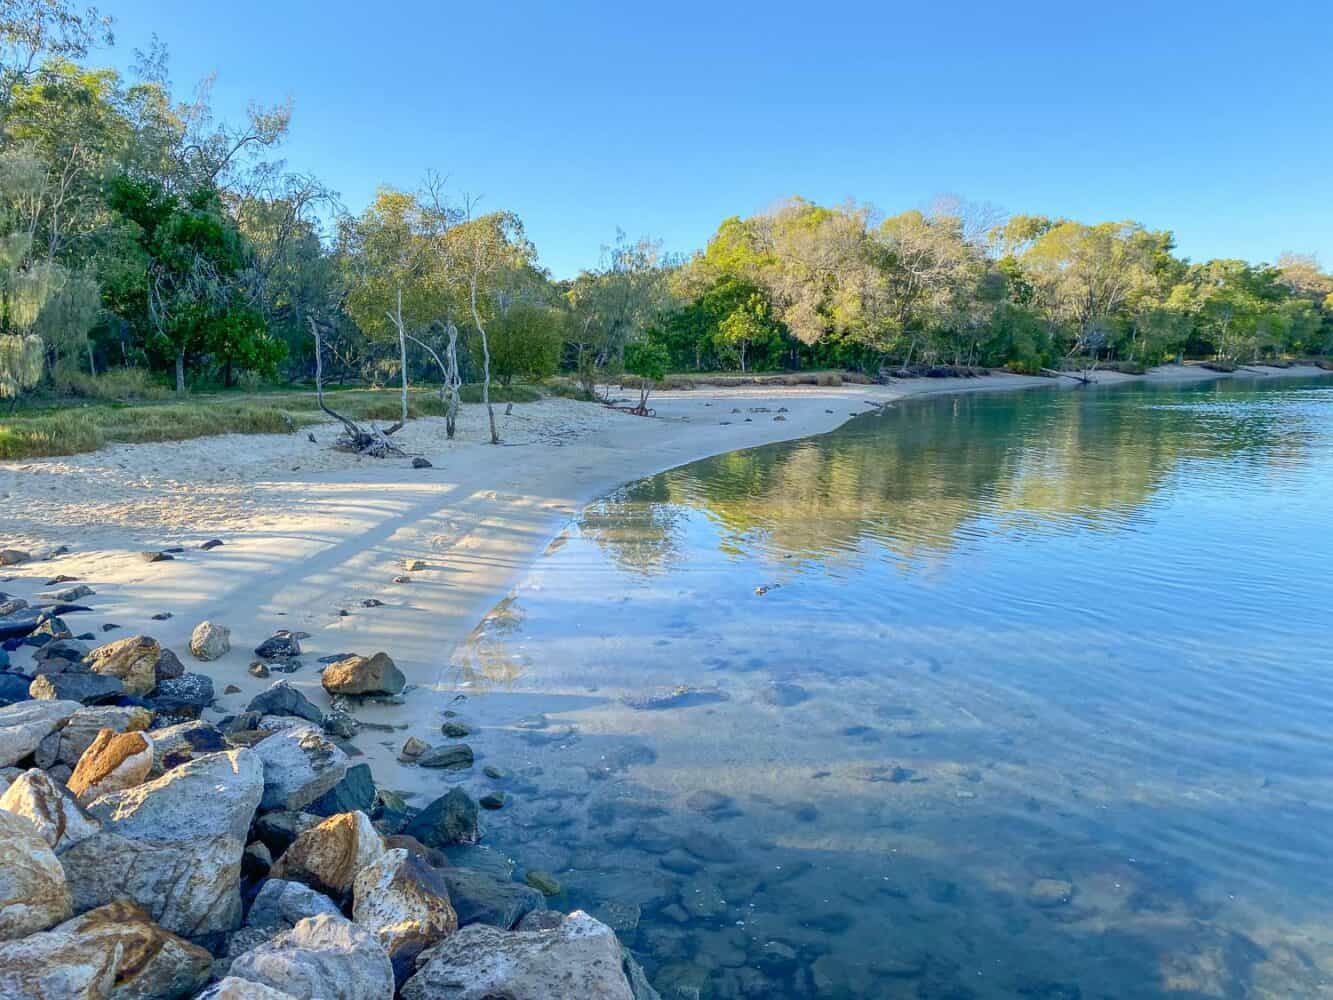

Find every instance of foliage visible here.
[483,302,561,384]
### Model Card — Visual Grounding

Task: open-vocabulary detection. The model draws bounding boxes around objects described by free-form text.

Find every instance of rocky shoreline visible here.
[0,544,656,1000]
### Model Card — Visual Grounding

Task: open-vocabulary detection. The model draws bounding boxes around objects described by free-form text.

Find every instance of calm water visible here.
[448,377,1333,999]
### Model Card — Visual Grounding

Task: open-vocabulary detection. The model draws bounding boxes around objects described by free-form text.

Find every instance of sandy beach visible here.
[1,363,1327,804]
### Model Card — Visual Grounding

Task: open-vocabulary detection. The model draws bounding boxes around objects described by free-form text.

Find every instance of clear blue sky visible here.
[101,0,1331,279]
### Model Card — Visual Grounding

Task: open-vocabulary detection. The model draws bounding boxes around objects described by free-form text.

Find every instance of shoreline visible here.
[0,362,1329,807]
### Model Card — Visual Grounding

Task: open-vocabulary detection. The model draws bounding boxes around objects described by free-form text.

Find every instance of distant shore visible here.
[1,362,1328,805]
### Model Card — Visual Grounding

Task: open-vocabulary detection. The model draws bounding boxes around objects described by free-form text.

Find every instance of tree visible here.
[484,301,561,385]
[0,0,113,125]
[624,339,667,415]
[447,211,534,444]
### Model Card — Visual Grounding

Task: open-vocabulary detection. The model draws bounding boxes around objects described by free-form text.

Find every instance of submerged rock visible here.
[437,867,544,930]
[402,910,633,1000]
[404,787,479,848]
[417,743,474,770]
[622,685,730,710]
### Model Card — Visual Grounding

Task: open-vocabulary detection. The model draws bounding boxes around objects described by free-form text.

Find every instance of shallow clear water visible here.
[449,377,1333,999]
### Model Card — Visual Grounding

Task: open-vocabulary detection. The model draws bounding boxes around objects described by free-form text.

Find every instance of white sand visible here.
[1,363,1327,799]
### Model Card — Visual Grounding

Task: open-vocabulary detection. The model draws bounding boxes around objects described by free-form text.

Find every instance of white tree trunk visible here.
[470,276,498,444]
[175,349,185,394]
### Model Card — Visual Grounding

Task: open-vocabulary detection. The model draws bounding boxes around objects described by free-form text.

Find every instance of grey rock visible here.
[228,914,394,1000]
[29,670,124,705]
[416,743,474,770]
[0,699,82,767]
[190,620,231,661]
[307,762,376,817]
[252,725,348,812]
[352,848,458,986]
[247,878,342,929]
[150,672,215,717]
[402,910,633,1000]
[196,976,299,999]
[622,685,729,710]
[0,768,100,851]
[33,705,152,769]
[437,868,544,929]
[147,719,228,776]
[404,787,478,848]
[254,631,302,661]
[0,808,71,939]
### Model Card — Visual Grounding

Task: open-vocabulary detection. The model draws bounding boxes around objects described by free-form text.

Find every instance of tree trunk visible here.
[175,350,185,393]
[88,341,95,377]
[470,276,498,444]
[397,288,409,426]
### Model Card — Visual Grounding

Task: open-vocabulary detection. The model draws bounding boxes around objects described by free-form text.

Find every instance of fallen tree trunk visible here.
[309,317,404,457]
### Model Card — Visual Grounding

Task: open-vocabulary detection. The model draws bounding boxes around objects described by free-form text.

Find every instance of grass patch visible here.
[0,381,549,459]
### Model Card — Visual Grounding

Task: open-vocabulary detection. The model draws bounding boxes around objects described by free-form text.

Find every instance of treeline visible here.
[3,2,1331,411]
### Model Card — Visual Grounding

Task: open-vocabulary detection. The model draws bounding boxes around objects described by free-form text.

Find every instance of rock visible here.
[392,575,410,584]
[247,808,319,861]
[0,671,26,706]
[760,681,810,706]
[248,662,270,679]
[63,748,263,936]
[1027,877,1074,908]
[416,743,474,770]
[479,792,505,810]
[0,598,26,615]
[524,870,561,896]
[383,835,449,869]
[404,787,479,848]
[228,915,394,1000]
[253,725,348,812]
[139,551,174,563]
[85,635,171,696]
[482,765,509,781]
[437,868,544,930]
[197,977,299,1000]
[29,616,73,642]
[150,672,215,718]
[150,612,172,621]
[399,736,429,760]
[68,729,154,802]
[147,719,228,776]
[622,685,729,710]
[0,699,82,767]
[402,910,633,1000]
[0,607,46,641]
[247,681,324,727]
[243,840,273,880]
[359,599,384,608]
[33,705,151,770]
[0,549,30,567]
[0,808,71,940]
[307,762,376,818]
[225,683,241,694]
[247,878,342,928]
[320,652,405,697]
[30,637,88,669]
[516,910,563,932]
[685,789,734,815]
[352,848,458,985]
[440,721,470,738]
[190,621,231,661]
[270,810,385,903]
[680,875,726,918]
[37,584,93,603]
[254,632,302,661]
[0,901,212,1000]
[0,768,99,850]
[200,539,225,551]
[29,671,124,705]
[411,457,432,469]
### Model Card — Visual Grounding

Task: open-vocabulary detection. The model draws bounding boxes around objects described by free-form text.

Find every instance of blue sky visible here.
[101,0,1331,278]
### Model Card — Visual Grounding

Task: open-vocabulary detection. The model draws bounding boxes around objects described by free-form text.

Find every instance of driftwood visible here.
[308,317,404,457]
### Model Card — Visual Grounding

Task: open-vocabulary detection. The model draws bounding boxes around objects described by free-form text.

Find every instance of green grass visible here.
[0,382,546,460]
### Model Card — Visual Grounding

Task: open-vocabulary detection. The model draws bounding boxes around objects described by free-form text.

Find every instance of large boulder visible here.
[252,725,348,812]
[61,748,262,936]
[0,808,71,940]
[0,699,82,768]
[86,636,174,696]
[190,620,231,661]
[352,848,458,986]
[321,652,405,697]
[0,549,30,567]
[402,910,634,1000]
[227,914,394,1000]
[0,768,99,851]
[67,728,154,802]
[246,878,342,929]
[437,868,544,930]
[0,900,212,1000]
[0,606,45,642]
[270,810,385,904]
[33,705,152,770]
[403,787,479,848]
[246,681,322,725]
